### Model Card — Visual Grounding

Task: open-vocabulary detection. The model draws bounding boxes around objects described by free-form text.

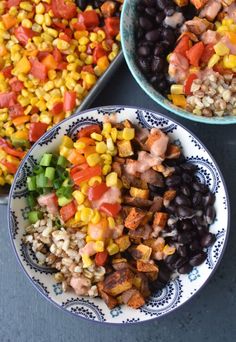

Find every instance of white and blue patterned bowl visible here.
[8,106,230,324]
[120,0,236,125]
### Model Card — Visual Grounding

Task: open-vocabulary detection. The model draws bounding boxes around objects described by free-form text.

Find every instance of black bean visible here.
[137,28,144,40]
[154,44,165,56]
[177,206,194,217]
[145,29,161,41]
[162,28,176,45]
[205,206,216,224]
[193,182,208,194]
[151,57,164,72]
[189,252,207,266]
[189,240,201,251]
[137,4,145,13]
[145,7,157,17]
[156,0,168,10]
[165,253,178,265]
[178,263,193,274]
[192,192,202,207]
[155,11,165,25]
[181,184,191,197]
[175,194,191,207]
[139,16,154,31]
[197,226,208,237]
[144,0,156,6]
[137,57,151,74]
[76,0,87,10]
[157,79,168,92]
[166,203,177,214]
[177,245,188,257]
[178,231,192,244]
[182,172,193,184]
[181,163,197,174]
[201,233,216,248]
[164,6,175,16]
[138,45,151,57]
[174,257,189,269]
[203,192,215,206]
[158,265,171,283]
[166,175,181,187]
[181,220,193,231]
[150,280,166,292]
[191,216,203,227]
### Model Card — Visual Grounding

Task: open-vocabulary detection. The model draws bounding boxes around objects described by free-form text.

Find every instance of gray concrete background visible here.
[0,62,235,342]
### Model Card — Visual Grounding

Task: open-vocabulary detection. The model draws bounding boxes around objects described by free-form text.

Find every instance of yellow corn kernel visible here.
[170,84,184,95]
[85,55,94,65]
[223,54,236,68]
[101,153,112,164]
[57,39,70,51]
[102,164,111,176]
[107,243,119,256]
[85,73,97,86]
[88,176,102,186]
[79,36,89,45]
[102,122,112,134]
[97,29,106,42]
[43,81,54,92]
[86,235,93,243]
[217,25,228,34]
[0,113,8,121]
[73,141,85,151]
[35,13,44,25]
[222,18,234,26]
[40,112,51,125]
[229,24,236,33]
[82,254,93,268]
[65,78,76,90]
[108,51,117,61]
[74,30,89,40]
[91,209,101,224]
[59,146,71,158]
[22,18,32,29]
[108,217,115,229]
[5,127,14,136]
[80,182,88,195]
[214,42,230,56]
[106,172,118,187]
[208,54,220,68]
[46,28,58,38]
[61,135,73,148]
[20,2,33,11]
[106,137,114,151]
[95,141,107,154]
[81,207,93,224]
[117,179,123,190]
[123,127,135,141]
[5,174,14,184]
[90,133,102,142]
[89,32,98,42]
[44,13,52,26]
[73,190,85,205]
[48,69,57,80]
[94,241,104,252]
[163,244,176,255]
[0,177,5,186]
[36,3,45,14]
[86,153,101,167]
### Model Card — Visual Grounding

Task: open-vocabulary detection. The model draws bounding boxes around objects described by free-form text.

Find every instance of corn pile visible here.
[0,0,121,185]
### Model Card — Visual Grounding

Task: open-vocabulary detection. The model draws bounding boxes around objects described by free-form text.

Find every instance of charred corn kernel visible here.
[106,137,114,151]
[73,190,85,205]
[106,172,117,187]
[91,209,101,224]
[81,183,89,195]
[57,39,70,50]
[95,141,107,154]
[214,42,229,56]
[108,217,115,229]
[35,14,44,25]
[94,241,104,252]
[223,54,236,68]
[222,18,234,26]
[163,244,176,255]
[123,127,135,141]
[86,153,101,167]
[81,207,93,223]
[91,133,102,141]
[82,254,93,268]
[88,176,102,186]
[170,84,184,95]
[208,54,220,68]
[22,19,32,29]
[107,243,119,256]
[20,2,33,11]
[79,36,89,45]
[74,141,86,150]
[36,3,45,14]
[102,164,111,176]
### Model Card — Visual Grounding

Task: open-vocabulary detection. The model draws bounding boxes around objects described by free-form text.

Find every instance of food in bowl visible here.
[134,0,236,117]
[23,116,216,309]
[0,0,121,187]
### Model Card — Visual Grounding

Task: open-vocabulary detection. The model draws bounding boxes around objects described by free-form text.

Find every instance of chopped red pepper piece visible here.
[60,201,77,222]
[29,122,48,142]
[78,10,100,30]
[63,91,76,111]
[9,77,24,92]
[104,17,120,38]
[30,58,48,81]
[174,35,190,57]
[70,163,89,177]
[200,43,215,64]
[0,92,17,108]
[78,124,101,138]
[88,182,108,201]
[14,26,35,46]
[9,103,25,118]
[100,202,121,217]
[0,159,18,174]
[51,102,64,115]
[72,165,102,185]
[93,44,106,63]
[186,42,205,67]
[184,74,198,96]
[95,251,109,266]
[51,0,77,20]
[52,48,63,63]
[1,65,13,78]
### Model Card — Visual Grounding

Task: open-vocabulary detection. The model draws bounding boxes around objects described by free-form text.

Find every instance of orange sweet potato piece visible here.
[127,290,145,309]
[103,268,133,296]
[165,144,181,159]
[153,212,168,228]
[124,207,147,230]
[190,0,208,9]
[137,260,159,273]
[97,282,118,309]
[163,190,176,207]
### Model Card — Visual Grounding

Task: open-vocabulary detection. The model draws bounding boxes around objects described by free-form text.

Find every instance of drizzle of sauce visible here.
[92,187,121,209]
[164,12,184,28]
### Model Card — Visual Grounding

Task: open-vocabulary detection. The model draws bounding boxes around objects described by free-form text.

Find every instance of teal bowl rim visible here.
[120,0,236,125]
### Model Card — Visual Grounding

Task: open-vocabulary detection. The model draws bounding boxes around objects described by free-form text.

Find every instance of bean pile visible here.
[150,157,216,290]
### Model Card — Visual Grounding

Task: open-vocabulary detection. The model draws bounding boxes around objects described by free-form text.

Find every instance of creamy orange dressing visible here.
[150,128,169,157]
[92,187,121,209]
[125,151,163,175]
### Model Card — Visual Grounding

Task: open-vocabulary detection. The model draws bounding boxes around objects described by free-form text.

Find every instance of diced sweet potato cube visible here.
[152,164,175,177]
[122,119,133,128]
[124,207,146,230]
[133,273,151,298]
[101,1,117,17]
[112,161,122,177]
[145,129,163,151]
[174,0,189,6]
[146,271,159,281]
[97,282,118,309]
[136,244,152,261]
[115,235,131,252]
[153,212,168,228]
[103,268,133,296]
[130,187,149,199]
[163,190,176,207]
[165,144,181,159]
[128,224,152,240]
[137,260,159,273]
[117,140,133,157]
[190,0,208,9]
[112,258,129,271]
[127,290,145,309]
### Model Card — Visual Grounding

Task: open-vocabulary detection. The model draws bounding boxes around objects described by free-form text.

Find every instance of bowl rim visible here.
[120,1,236,125]
[8,105,231,325]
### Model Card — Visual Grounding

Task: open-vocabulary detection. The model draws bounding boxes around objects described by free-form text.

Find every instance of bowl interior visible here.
[120,0,236,125]
[8,106,230,324]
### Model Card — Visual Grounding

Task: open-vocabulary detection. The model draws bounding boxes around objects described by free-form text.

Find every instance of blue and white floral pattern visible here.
[8,106,230,324]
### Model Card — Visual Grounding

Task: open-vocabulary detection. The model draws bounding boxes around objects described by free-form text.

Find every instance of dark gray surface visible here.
[0,62,235,342]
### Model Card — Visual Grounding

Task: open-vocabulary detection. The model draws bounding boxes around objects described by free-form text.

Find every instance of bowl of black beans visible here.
[121,0,236,124]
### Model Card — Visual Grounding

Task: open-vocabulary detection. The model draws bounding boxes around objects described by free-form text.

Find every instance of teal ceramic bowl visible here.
[120,0,236,125]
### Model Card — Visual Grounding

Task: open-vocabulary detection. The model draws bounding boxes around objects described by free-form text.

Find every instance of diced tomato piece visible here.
[63,91,76,111]
[9,77,24,92]
[104,17,120,38]
[42,54,57,70]
[9,103,25,118]
[0,92,17,108]
[1,66,13,78]
[51,102,64,115]
[52,19,67,30]
[37,51,50,61]
[60,201,77,222]
[184,74,198,96]
[95,251,109,266]
[51,0,77,20]
[29,122,48,142]
[15,26,35,46]
[72,165,102,185]
[73,22,86,31]
[186,41,205,67]
[38,193,58,215]
[70,163,88,177]
[7,0,21,8]
[200,43,215,64]
[0,138,10,148]
[100,203,121,217]
[174,35,191,57]
[59,32,71,42]
[93,44,106,63]
[82,65,94,74]
[0,159,18,174]
[30,58,48,81]
[88,182,108,201]
[78,124,101,138]
[78,10,100,30]
[67,149,86,165]
[4,145,25,158]
[53,48,63,63]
